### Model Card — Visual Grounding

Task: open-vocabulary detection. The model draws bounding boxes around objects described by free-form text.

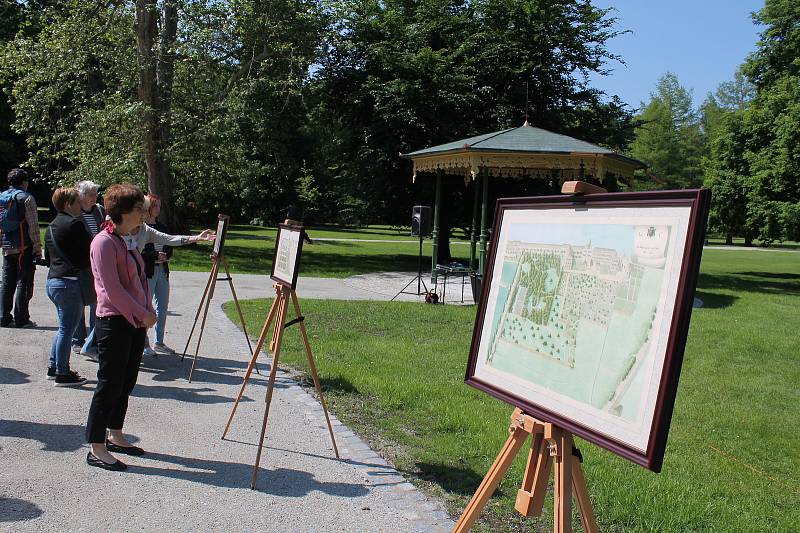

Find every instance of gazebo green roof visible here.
[401,122,645,182]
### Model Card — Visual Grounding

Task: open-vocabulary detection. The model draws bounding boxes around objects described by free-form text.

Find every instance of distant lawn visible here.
[170,224,471,277]
[225,248,799,531]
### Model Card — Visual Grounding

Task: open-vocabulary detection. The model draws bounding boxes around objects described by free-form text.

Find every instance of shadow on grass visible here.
[133,451,370,496]
[697,273,800,295]
[0,367,30,385]
[301,376,360,395]
[415,461,496,497]
[737,271,800,280]
[693,291,739,309]
[0,497,43,522]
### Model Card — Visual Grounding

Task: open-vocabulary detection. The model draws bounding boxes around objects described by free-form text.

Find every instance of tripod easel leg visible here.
[221,291,281,440]
[290,290,339,458]
[572,449,599,533]
[251,287,289,489]
[551,427,573,533]
[182,265,215,360]
[222,257,255,361]
[188,259,219,382]
[452,420,530,533]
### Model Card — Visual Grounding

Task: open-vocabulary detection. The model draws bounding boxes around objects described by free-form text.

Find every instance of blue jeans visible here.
[72,303,96,348]
[46,278,83,374]
[148,264,170,344]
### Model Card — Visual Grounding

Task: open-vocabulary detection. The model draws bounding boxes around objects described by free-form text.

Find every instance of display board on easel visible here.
[271,223,304,289]
[181,214,254,382]
[213,214,228,256]
[222,220,339,489]
[454,183,711,531]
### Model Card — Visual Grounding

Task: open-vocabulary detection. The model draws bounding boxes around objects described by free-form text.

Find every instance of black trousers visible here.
[0,248,34,326]
[85,315,146,444]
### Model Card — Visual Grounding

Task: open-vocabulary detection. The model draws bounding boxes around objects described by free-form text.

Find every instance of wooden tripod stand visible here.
[453,409,598,533]
[221,282,340,489]
[182,252,254,382]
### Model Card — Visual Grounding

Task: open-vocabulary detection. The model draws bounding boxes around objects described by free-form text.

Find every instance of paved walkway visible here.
[0,268,455,532]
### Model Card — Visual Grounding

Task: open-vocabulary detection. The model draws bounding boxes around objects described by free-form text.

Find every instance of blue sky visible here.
[588,0,765,109]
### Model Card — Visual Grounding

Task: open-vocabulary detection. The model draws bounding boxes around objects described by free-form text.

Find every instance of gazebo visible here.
[400,122,646,281]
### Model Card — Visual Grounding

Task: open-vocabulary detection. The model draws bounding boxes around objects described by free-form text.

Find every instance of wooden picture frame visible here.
[270,223,304,289]
[466,189,711,472]
[212,214,230,257]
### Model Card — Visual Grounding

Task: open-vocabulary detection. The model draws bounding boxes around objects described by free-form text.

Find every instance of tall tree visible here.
[0,0,325,228]
[629,72,703,189]
[310,0,633,233]
[704,0,800,245]
[135,0,179,228]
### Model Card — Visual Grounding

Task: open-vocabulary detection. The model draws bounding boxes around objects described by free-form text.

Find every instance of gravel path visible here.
[0,268,455,532]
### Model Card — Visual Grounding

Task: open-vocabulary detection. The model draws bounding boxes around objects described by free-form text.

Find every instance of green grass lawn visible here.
[225,247,800,531]
[169,224,472,277]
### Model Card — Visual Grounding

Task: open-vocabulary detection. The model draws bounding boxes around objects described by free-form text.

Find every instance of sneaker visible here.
[72,344,83,354]
[17,320,37,329]
[143,347,157,357]
[54,371,87,387]
[153,342,175,355]
[0,321,14,328]
[49,368,80,380]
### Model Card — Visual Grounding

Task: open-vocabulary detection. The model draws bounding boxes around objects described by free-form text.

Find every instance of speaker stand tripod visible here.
[391,235,429,301]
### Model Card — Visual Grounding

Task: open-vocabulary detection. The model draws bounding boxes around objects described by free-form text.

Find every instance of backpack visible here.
[0,189,25,233]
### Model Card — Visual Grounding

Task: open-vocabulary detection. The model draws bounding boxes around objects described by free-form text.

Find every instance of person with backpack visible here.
[0,168,42,328]
[44,187,91,386]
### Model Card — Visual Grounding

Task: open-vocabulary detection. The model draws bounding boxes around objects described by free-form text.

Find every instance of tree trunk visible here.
[725,232,733,245]
[135,0,181,232]
[156,1,179,231]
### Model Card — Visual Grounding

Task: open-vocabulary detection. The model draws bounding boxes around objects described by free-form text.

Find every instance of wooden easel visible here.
[456,180,606,531]
[182,251,254,382]
[453,409,598,533]
[221,282,339,489]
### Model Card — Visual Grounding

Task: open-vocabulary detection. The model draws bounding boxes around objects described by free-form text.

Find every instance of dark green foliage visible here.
[2,0,634,226]
[309,0,634,227]
[703,0,800,245]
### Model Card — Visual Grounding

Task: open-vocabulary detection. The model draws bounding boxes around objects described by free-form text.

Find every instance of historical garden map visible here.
[484,223,671,425]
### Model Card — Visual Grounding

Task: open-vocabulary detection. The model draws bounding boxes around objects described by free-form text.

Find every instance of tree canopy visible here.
[1,0,633,230]
[703,0,800,244]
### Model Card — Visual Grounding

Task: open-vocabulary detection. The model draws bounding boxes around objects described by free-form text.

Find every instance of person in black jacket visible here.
[44,188,92,386]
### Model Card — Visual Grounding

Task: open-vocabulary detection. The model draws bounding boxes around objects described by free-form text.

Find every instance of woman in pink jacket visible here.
[85,184,157,471]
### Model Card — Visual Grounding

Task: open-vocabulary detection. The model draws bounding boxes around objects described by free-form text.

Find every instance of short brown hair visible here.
[104,183,145,223]
[51,187,79,212]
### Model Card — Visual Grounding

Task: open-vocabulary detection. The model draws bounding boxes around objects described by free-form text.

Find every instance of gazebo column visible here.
[479,168,489,275]
[430,169,443,284]
[469,173,480,271]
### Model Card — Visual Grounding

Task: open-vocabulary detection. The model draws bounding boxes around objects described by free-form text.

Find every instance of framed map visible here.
[213,214,230,257]
[271,224,304,289]
[466,189,710,472]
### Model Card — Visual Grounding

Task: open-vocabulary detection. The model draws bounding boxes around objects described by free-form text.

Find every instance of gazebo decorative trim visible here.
[408,151,642,183]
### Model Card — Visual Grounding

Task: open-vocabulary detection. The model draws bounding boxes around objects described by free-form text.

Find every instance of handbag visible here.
[48,225,96,304]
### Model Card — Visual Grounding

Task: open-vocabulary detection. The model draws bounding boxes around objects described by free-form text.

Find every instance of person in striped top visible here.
[72,180,106,356]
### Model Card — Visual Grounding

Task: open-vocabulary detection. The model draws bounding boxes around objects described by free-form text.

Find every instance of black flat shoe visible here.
[86,452,127,471]
[105,440,145,456]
